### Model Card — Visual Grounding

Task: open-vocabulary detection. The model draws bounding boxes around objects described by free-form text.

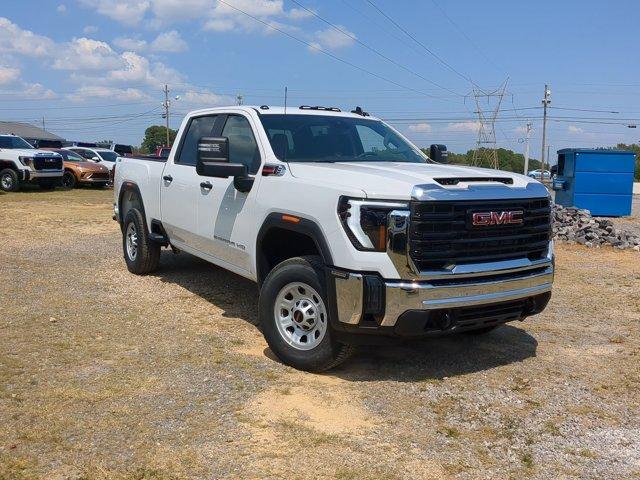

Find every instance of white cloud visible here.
[0,17,55,57]
[79,0,151,26]
[288,7,314,20]
[21,82,57,99]
[113,31,187,53]
[80,0,320,35]
[150,30,188,52]
[52,37,124,71]
[203,18,235,31]
[568,125,584,134]
[151,0,212,22]
[83,25,99,34]
[67,85,149,102]
[0,65,20,85]
[57,4,67,12]
[308,26,355,52]
[113,36,148,51]
[446,121,481,133]
[181,89,233,106]
[407,123,432,133]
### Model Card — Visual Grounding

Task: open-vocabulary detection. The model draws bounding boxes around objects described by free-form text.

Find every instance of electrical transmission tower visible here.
[470,80,508,170]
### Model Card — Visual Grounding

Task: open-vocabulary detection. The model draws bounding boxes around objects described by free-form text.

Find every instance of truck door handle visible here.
[200,181,213,190]
[163,175,173,183]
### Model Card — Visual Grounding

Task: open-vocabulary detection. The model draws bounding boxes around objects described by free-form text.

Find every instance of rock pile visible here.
[552,204,640,250]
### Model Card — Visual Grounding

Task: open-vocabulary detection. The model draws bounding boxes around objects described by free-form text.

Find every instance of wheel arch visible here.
[118,181,147,229]
[256,213,334,286]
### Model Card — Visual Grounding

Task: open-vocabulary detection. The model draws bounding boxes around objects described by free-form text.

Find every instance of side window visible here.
[176,115,218,166]
[77,149,93,159]
[221,115,261,174]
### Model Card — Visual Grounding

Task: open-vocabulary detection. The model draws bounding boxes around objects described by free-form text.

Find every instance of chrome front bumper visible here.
[334,250,554,328]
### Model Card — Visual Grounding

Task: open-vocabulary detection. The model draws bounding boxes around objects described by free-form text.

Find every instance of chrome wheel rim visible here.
[274,282,327,351]
[125,222,138,261]
[1,174,13,190]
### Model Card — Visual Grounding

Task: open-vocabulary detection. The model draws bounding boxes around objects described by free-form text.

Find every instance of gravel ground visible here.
[1,187,639,480]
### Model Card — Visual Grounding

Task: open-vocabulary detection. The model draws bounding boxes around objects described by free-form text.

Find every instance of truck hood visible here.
[0,148,62,158]
[287,161,541,200]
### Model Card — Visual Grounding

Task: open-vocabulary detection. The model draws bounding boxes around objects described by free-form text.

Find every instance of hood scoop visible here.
[434,177,513,186]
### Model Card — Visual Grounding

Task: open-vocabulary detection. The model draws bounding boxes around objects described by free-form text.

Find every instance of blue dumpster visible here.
[552,148,636,216]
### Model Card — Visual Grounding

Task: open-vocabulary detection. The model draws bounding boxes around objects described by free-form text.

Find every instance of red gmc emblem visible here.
[472,210,524,226]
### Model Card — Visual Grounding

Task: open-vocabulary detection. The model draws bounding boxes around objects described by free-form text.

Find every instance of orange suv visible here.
[44,148,110,188]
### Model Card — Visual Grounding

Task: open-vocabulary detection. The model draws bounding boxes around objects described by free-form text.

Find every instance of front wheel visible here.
[62,171,76,189]
[259,256,354,372]
[0,169,19,192]
[122,208,160,274]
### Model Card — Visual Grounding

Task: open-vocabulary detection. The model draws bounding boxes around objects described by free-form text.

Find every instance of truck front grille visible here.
[33,156,63,171]
[408,197,551,271]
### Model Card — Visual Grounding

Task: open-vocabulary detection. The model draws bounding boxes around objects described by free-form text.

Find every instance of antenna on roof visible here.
[284,86,288,115]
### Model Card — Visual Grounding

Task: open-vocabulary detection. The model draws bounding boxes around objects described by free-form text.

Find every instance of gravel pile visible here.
[552,204,640,250]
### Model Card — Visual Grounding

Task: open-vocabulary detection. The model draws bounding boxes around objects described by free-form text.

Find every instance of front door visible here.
[198,114,263,272]
[160,114,220,251]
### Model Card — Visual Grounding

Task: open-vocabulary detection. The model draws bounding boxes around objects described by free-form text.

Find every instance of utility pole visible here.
[42,116,45,131]
[162,84,170,146]
[540,84,551,179]
[523,121,532,175]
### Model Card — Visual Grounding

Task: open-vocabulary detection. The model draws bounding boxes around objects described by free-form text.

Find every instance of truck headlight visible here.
[18,156,34,168]
[338,197,409,251]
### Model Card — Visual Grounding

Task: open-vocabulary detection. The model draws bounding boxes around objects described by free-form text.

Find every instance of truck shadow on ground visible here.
[153,252,538,382]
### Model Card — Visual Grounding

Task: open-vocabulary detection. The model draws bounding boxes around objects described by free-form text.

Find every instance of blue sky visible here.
[1,0,640,160]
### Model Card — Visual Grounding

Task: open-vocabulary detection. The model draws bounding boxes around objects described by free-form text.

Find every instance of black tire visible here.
[0,169,19,192]
[259,256,354,372]
[122,208,161,274]
[62,171,76,189]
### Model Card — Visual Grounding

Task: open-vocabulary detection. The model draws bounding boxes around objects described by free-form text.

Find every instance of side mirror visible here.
[196,137,245,178]
[430,144,448,163]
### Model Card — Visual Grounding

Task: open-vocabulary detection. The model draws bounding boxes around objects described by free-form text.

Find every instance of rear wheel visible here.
[62,171,76,189]
[122,208,160,274]
[259,256,354,372]
[0,169,19,192]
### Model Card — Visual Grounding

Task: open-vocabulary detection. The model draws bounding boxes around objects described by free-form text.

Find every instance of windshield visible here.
[259,114,427,163]
[0,136,34,149]
[97,151,118,162]
[64,151,84,161]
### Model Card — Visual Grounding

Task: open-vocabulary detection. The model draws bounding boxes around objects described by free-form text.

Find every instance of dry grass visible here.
[1,188,639,479]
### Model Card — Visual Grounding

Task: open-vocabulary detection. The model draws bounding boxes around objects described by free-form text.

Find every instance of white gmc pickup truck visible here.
[0,135,63,191]
[114,105,553,371]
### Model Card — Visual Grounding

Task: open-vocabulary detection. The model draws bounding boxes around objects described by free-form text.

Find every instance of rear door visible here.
[160,114,221,250]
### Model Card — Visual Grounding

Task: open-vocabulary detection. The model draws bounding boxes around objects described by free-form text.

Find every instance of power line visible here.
[429,0,504,74]
[364,0,483,90]
[288,0,463,97]
[215,0,456,102]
